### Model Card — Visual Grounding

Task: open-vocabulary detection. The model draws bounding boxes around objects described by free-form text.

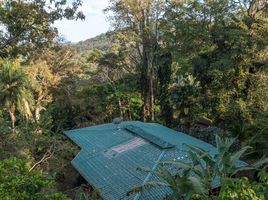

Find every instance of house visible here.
[64,121,220,200]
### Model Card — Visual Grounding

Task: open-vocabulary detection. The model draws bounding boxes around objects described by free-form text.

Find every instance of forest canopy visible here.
[0,0,268,199]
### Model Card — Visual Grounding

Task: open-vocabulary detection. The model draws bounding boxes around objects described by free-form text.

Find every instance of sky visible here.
[54,0,110,43]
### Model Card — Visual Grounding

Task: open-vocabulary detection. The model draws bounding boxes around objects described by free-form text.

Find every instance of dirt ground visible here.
[55,161,99,199]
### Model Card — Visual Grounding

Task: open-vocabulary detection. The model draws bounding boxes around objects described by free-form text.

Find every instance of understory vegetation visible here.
[0,0,268,199]
[129,136,268,200]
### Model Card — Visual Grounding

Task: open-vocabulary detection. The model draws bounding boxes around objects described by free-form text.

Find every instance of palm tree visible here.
[0,60,33,128]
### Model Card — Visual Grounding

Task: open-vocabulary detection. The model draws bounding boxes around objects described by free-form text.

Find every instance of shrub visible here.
[0,157,70,200]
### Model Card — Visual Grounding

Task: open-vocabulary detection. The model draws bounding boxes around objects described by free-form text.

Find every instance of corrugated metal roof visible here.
[64,121,219,200]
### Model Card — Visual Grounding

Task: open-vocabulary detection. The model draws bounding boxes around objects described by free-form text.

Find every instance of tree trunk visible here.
[149,53,154,121]
[35,107,41,122]
[141,69,150,121]
[8,110,16,129]
[118,98,123,119]
[22,98,32,119]
[141,52,155,122]
[128,99,132,120]
[157,51,173,126]
[139,7,158,122]
[141,46,152,122]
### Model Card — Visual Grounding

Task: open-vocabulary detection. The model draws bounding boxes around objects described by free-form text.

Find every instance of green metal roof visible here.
[64,121,219,200]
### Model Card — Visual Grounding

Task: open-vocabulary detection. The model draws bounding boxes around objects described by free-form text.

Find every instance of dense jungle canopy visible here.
[0,0,268,199]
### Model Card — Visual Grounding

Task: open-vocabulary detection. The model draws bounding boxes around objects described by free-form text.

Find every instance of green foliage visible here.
[246,110,268,156]
[219,177,262,200]
[74,190,99,200]
[107,0,166,121]
[0,0,84,58]
[131,135,268,199]
[72,48,143,124]
[218,171,268,200]
[170,74,201,127]
[188,126,231,146]
[0,59,33,128]
[129,167,206,200]
[193,171,268,200]
[0,157,70,200]
[156,50,173,125]
[75,32,113,53]
[0,0,268,198]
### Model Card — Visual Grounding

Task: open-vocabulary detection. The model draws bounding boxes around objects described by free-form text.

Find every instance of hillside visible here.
[74,32,113,52]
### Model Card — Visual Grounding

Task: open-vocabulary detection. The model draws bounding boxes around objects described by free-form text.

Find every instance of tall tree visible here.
[0,0,84,58]
[25,60,57,122]
[156,50,173,125]
[106,0,165,121]
[0,60,33,128]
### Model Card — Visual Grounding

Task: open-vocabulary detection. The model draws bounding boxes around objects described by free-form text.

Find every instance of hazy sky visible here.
[54,0,110,43]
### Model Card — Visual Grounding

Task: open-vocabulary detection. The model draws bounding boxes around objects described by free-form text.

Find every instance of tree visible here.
[130,135,268,199]
[156,50,173,125]
[161,0,268,131]
[106,0,165,121]
[25,60,57,122]
[33,45,84,129]
[217,173,268,200]
[0,59,33,128]
[170,74,201,128]
[84,48,141,122]
[0,0,84,58]
[0,157,70,200]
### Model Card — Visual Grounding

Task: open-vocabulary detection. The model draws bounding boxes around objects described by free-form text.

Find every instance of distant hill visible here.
[74,32,113,53]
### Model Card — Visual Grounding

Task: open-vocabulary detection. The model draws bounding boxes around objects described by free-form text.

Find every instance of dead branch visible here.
[29,140,56,172]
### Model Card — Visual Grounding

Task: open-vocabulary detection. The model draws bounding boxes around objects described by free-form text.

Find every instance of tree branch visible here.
[29,140,56,172]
